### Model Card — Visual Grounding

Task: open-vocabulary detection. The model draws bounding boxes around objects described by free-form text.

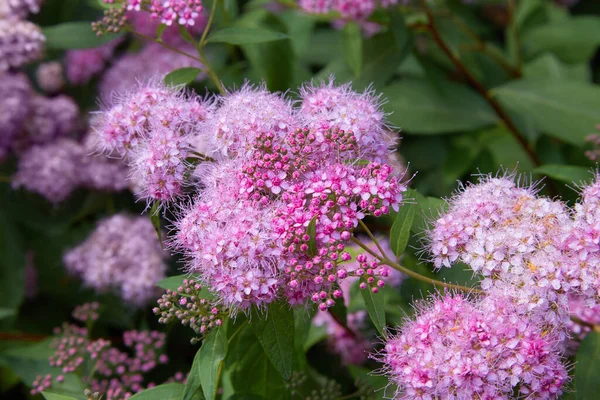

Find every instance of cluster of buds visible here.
[154,278,225,342]
[91,4,128,36]
[72,301,101,324]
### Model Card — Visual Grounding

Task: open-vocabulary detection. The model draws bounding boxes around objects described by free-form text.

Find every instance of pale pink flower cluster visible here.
[298,0,399,35]
[63,214,167,305]
[0,0,43,19]
[0,18,44,70]
[313,310,371,365]
[36,61,64,93]
[34,309,170,399]
[379,293,568,400]
[0,72,30,159]
[65,39,121,85]
[96,81,212,202]
[99,43,205,102]
[172,81,404,311]
[12,134,130,203]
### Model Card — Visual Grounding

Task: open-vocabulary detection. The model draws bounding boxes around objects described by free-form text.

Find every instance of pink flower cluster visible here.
[100,43,205,101]
[0,18,44,70]
[96,81,212,202]
[65,39,121,85]
[171,81,404,311]
[103,0,203,27]
[0,0,43,19]
[379,293,568,399]
[127,5,206,45]
[12,134,130,203]
[298,0,399,35]
[0,72,30,159]
[34,307,170,400]
[63,213,167,305]
[36,61,65,93]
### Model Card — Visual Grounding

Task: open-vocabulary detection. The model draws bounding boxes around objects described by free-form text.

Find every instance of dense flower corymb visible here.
[64,213,167,305]
[379,293,568,400]
[0,19,45,71]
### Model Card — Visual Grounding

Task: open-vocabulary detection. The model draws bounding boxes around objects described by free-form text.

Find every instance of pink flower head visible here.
[36,61,64,93]
[205,83,296,159]
[378,292,568,399]
[0,0,43,18]
[65,39,120,85]
[298,79,397,164]
[0,72,31,157]
[0,19,45,71]
[64,214,167,306]
[12,138,84,203]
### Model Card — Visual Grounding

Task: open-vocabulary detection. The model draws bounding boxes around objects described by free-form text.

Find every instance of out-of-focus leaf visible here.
[522,16,600,63]
[342,22,362,77]
[534,165,593,184]
[251,303,294,380]
[43,22,122,49]
[383,79,497,134]
[165,67,203,86]
[575,331,600,398]
[0,308,16,320]
[492,80,600,145]
[524,54,589,82]
[129,383,187,400]
[207,27,288,45]
[0,195,25,327]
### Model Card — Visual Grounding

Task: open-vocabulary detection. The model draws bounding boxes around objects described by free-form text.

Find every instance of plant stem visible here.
[130,30,203,62]
[420,0,541,168]
[194,0,226,94]
[350,236,479,293]
[357,220,389,259]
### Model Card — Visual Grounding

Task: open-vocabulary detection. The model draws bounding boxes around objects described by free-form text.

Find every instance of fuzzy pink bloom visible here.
[298,0,332,13]
[299,80,397,164]
[36,61,64,93]
[65,39,120,85]
[0,72,31,158]
[0,0,43,18]
[0,19,45,71]
[12,138,84,203]
[64,214,167,305]
[17,94,79,148]
[175,182,284,309]
[204,83,296,159]
[96,80,212,201]
[379,293,568,400]
[99,43,204,100]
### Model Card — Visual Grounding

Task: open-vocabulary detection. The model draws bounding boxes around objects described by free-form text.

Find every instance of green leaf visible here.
[251,303,294,380]
[522,16,600,63]
[156,23,168,41]
[383,79,497,134]
[198,328,228,400]
[207,27,288,45]
[43,22,122,49]
[492,80,600,145]
[359,280,386,336]
[524,54,589,82]
[341,22,362,77]
[0,308,16,321]
[129,383,186,400]
[149,201,163,245]
[0,199,25,328]
[390,11,414,58]
[534,165,593,184]
[389,192,417,258]
[328,294,347,325]
[156,275,187,291]
[302,322,328,352]
[575,331,600,398]
[307,216,317,257]
[164,67,203,86]
[42,392,80,400]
